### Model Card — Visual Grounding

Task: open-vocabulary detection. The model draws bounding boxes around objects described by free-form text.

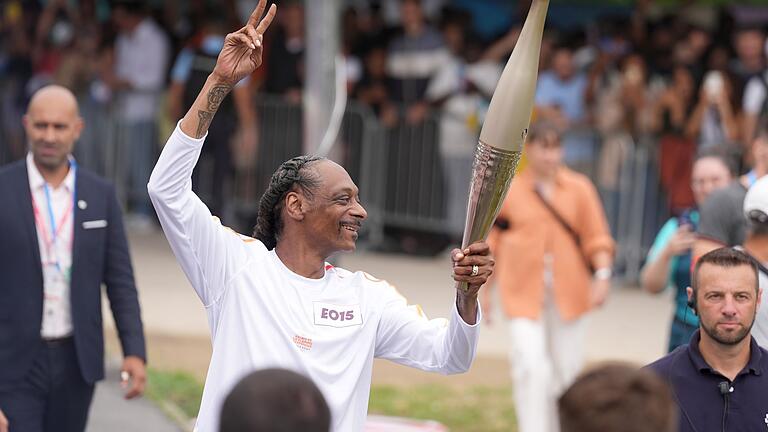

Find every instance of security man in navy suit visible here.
[0,85,146,432]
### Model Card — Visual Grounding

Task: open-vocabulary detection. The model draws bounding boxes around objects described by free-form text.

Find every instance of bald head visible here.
[24,85,83,174]
[27,85,80,117]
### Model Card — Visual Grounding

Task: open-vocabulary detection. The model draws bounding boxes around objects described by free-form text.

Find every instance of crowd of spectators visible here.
[4,0,768,237]
[4,3,768,430]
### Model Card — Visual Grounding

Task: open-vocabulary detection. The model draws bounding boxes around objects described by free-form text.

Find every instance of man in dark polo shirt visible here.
[647,247,768,432]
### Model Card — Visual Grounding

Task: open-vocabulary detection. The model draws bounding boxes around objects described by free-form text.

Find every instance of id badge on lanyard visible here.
[32,161,77,282]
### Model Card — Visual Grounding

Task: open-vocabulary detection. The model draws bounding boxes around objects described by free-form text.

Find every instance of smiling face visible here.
[694,262,760,346]
[301,160,367,255]
[23,86,83,174]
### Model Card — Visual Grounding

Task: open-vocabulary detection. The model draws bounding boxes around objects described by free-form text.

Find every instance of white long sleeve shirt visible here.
[148,124,481,432]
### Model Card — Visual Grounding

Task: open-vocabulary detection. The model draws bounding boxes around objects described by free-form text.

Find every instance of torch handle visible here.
[458,142,522,292]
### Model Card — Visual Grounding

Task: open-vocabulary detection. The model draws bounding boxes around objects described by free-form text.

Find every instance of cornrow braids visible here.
[253,155,325,250]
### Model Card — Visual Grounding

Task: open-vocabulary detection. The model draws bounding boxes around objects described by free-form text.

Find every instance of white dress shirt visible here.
[27,153,76,339]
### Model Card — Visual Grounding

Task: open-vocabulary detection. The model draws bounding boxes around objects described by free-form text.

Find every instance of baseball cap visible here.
[744,175,768,224]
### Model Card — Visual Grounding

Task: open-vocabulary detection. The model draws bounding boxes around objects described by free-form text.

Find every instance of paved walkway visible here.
[87,368,182,431]
[117,230,673,362]
[91,229,675,428]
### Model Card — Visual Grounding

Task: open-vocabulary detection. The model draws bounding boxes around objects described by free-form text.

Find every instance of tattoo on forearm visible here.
[193,84,231,138]
[207,84,231,112]
[196,110,213,138]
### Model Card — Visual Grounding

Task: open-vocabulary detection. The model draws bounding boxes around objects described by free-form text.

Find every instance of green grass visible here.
[369,384,517,432]
[145,369,517,432]
[145,369,204,419]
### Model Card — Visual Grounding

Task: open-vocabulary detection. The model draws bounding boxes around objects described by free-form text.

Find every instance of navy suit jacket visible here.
[0,160,145,385]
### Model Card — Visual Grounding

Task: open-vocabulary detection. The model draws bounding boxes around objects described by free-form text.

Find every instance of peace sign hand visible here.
[212,0,277,86]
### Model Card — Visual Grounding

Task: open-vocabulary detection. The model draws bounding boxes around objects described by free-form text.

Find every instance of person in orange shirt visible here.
[484,122,614,432]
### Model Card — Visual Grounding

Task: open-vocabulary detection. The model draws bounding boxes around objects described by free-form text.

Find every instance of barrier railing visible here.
[0,88,669,283]
[381,114,447,233]
[228,96,388,244]
[599,130,672,284]
[230,95,304,231]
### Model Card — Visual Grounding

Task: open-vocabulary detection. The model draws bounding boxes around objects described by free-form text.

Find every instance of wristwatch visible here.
[593,267,612,280]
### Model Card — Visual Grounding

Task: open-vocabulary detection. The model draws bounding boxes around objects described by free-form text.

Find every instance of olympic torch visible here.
[459,0,549,292]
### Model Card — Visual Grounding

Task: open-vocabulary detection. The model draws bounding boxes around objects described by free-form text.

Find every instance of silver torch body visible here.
[458,0,549,291]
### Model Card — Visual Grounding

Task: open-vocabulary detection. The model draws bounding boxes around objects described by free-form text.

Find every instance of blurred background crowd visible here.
[3,0,768,282]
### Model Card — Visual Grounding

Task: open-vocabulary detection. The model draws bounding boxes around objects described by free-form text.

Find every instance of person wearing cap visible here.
[647,247,768,432]
[739,175,768,346]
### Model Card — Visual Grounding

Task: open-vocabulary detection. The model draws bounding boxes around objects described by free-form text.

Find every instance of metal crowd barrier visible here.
[230,95,303,233]
[0,85,668,282]
[597,133,667,284]
[73,94,160,219]
[339,101,388,247]
[381,114,447,233]
[277,95,663,282]
[227,97,468,247]
[229,96,389,244]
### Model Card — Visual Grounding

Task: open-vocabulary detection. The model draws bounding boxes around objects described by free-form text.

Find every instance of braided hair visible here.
[253,155,325,250]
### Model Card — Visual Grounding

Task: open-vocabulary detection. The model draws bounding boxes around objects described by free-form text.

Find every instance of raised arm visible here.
[641,221,694,294]
[180,1,275,138]
[148,1,276,307]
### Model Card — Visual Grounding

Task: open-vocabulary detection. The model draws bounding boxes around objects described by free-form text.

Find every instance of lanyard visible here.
[31,160,77,274]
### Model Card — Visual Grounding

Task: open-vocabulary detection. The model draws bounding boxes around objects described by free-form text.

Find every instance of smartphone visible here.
[677,210,696,230]
[703,71,724,102]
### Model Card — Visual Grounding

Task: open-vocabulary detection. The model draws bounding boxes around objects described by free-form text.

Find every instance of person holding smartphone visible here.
[685,70,740,149]
[641,148,734,351]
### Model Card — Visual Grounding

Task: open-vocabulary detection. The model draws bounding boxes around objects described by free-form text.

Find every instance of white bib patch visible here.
[313,302,363,328]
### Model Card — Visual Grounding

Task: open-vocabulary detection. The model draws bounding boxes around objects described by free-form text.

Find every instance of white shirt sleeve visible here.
[743,76,767,115]
[373,284,481,375]
[148,124,257,307]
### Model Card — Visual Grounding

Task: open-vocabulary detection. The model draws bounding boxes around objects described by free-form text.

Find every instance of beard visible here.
[32,143,70,172]
[700,317,755,346]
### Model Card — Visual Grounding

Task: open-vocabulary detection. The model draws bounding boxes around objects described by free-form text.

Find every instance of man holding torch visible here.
[148,0,554,429]
[148,1,498,431]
